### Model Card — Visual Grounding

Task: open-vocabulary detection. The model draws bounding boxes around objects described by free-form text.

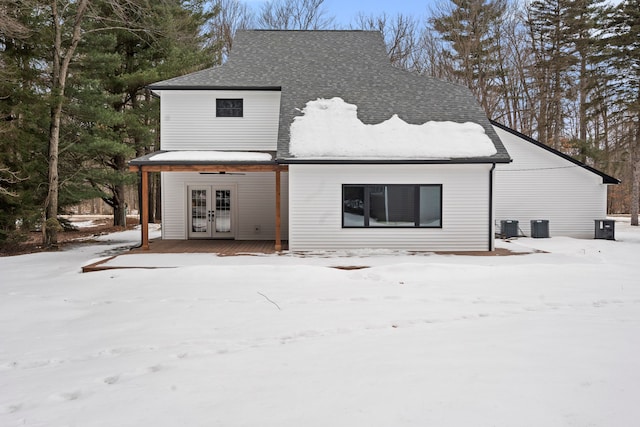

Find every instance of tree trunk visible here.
[631,158,639,226]
[112,154,127,227]
[112,183,126,227]
[43,0,89,248]
[631,119,640,226]
[44,100,63,247]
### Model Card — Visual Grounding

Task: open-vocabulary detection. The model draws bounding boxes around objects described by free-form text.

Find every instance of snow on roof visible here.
[289,98,497,159]
[149,151,273,162]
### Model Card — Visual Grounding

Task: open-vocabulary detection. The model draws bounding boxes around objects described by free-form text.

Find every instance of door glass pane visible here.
[343,185,365,226]
[215,189,231,233]
[369,185,414,226]
[191,189,208,232]
[419,186,441,227]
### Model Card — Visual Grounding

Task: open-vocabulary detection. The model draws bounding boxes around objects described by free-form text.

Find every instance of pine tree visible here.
[563,0,607,165]
[67,0,219,226]
[0,1,51,245]
[604,0,640,224]
[526,0,578,148]
[430,0,506,116]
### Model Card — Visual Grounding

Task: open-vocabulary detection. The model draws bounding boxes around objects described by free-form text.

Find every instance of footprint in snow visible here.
[103,375,119,385]
[1,361,18,369]
[51,391,82,402]
[21,359,54,369]
[2,404,22,414]
[63,391,81,401]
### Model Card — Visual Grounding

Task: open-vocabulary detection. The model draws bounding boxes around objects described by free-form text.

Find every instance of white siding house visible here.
[159,90,281,151]
[289,164,494,251]
[130,31,619,252]
[493,122,618,238]
[130,31,534,252]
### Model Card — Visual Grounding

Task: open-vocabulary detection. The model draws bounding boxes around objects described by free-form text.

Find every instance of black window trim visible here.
[216,98,243,117]
[341,184,443,229]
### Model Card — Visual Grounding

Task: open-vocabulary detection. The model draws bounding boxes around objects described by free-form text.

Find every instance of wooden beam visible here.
[128,164,287,173]
[141,169,150,250]
[275,169,282,252]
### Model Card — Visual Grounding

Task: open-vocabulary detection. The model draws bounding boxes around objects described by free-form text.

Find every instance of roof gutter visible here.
[280,158,512,165]
[489,163,496,251]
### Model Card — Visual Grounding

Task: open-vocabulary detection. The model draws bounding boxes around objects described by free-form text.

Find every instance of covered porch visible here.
[129,154,288,252]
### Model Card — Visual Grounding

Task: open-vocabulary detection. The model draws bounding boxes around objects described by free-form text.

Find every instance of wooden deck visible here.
[128,239,288,255]
[82,239,288,272]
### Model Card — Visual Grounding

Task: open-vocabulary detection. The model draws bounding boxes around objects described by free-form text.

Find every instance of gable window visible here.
[216,99,243,117]
[342,184,442,228]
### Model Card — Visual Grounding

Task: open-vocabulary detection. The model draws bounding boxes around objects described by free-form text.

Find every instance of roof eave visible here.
[491,120,620,185]
[279,157,511,165]
[147,85,282,91]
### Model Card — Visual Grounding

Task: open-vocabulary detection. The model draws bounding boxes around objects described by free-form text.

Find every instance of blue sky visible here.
[244,0,438,27]
[322,0,436,26]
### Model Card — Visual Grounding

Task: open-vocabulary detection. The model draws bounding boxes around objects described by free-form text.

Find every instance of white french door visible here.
[188,185,236,239]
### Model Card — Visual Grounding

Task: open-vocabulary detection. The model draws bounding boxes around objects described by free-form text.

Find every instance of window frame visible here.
[215,98,243,117]
[341,184,443,229]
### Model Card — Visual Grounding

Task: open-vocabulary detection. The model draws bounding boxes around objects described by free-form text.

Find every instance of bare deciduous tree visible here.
[44,0,90,248]
[258,0,334,30]
[353,13,420,71]
[211,0,254,59]
[42,0,180,247]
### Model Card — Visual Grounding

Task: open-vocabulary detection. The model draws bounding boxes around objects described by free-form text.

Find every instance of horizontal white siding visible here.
[161,172,289,240]
[159,90,280,151]
[494,126,607,238]
[288,164,492,251]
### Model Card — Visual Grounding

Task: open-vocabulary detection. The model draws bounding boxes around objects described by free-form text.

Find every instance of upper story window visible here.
[216,99,243,117]
[342,184,442,228]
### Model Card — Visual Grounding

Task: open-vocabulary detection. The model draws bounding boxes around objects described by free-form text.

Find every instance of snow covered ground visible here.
[1,218,639,427]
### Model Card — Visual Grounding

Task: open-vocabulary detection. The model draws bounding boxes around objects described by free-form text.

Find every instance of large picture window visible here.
[342,184,442,228]
[216,99,243,117]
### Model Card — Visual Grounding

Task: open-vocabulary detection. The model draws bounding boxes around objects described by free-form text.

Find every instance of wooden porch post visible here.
[141,168,150,250]
[275,168,282,252]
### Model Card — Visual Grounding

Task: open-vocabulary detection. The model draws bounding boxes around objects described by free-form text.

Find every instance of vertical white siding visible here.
[288,164,492,251]
[494,126,608,238]
[161,172,289,240]
[159,90,280,151]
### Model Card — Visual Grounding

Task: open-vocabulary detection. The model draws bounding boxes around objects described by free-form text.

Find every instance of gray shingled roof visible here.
[149,30,510,163]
